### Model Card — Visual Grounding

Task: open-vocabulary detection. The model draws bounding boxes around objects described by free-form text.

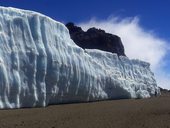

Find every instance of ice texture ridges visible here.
[0,7,159,109]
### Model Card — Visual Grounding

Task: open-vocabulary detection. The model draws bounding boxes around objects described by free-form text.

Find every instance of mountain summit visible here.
[66,22,125,56]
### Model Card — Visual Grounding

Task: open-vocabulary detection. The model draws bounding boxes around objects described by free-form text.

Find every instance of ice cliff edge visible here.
[0,7,159,109]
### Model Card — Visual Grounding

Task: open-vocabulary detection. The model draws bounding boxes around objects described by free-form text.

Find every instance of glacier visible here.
[0,7,159,109]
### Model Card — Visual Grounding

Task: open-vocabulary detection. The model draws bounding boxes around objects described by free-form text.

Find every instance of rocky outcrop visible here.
[66,22,126,56]
[159,87,170,93]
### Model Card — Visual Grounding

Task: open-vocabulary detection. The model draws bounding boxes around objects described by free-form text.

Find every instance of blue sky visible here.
[0,0,170,89]
[0,0,170,39]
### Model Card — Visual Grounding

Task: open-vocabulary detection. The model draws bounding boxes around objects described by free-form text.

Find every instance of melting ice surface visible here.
[0,7,159,109]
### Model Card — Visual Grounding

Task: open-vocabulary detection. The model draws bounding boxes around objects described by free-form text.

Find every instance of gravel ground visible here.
[0,93,169,128]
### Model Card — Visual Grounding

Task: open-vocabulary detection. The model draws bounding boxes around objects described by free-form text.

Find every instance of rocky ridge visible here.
[66,22,126,56]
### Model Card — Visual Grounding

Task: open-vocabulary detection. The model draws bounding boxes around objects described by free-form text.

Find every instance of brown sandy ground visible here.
[0,93,169,128]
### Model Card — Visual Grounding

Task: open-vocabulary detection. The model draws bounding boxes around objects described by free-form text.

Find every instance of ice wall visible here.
[0,7,159,109]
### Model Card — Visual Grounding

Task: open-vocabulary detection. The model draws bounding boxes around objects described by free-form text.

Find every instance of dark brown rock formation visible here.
[66,22,126,56]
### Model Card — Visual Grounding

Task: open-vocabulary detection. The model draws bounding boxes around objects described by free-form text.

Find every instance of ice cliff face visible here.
[0,7,159,109]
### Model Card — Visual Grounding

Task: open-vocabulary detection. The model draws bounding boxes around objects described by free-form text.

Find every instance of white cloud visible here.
[78,17,170,89]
